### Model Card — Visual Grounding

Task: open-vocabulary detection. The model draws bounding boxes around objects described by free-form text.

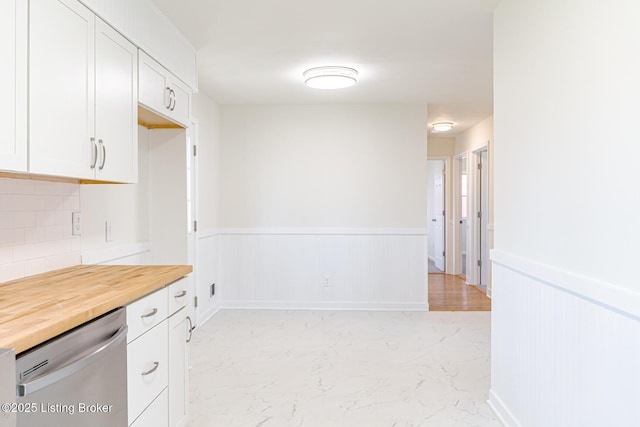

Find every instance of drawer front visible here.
[127,320,168,425]
[168,277,188,316]
[127,287,168,343]
[130,388,168,427]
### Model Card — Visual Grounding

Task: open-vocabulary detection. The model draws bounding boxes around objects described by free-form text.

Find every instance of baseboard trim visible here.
[491,249,640,320]
[488,389,521,427]
[220,300,429,311]
[196,304,221,328]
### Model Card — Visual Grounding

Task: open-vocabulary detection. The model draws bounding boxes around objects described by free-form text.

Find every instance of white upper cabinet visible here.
[139,51,190,128]
[29,0,138,183]
[95,19,138,183]
[0,0,28,172]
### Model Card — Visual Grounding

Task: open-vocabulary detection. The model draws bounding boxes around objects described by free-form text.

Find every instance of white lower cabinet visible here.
[130,389,169,427]
[127,318,168,425]
[127,280,190,427]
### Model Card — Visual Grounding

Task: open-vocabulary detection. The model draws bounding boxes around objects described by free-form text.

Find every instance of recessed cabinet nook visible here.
[1,0,197,425]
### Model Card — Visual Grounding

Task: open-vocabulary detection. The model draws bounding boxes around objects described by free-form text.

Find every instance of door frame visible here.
[426,155,452,274]
[470,145,489,288]
[186,118,199,326]
[452,152,468,278]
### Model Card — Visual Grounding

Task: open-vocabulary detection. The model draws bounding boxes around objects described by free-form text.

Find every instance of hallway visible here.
[428,273,491,311]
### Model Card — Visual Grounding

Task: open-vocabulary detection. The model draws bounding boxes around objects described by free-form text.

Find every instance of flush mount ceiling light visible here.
[303,66,358,90]
[432,122,454,132]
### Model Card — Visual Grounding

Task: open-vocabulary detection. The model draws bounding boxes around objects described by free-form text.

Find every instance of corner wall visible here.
[491,1,640,425]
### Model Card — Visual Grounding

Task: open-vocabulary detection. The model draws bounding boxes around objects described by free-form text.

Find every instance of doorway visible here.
[427,160,445,273]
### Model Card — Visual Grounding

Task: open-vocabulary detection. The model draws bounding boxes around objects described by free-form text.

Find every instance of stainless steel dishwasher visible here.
[15,308,127,427]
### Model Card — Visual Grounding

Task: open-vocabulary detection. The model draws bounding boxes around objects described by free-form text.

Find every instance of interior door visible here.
[433,162,446,271]
[478,150,489,286]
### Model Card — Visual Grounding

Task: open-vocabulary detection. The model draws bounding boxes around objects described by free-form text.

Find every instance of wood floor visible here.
[428,273,492,311]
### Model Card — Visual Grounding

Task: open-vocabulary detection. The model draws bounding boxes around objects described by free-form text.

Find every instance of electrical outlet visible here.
[71,212,81,236]
[105,221,113,242]
[323,275,331,287]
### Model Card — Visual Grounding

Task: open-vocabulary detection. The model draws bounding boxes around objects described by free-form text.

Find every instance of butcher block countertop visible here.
[0,264,192,354]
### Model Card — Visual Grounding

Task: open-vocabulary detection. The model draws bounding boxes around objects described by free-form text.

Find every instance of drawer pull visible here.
[186,316,193,343]
[174,290,187,298]
[141,362,159,376]
[140,308,158,319]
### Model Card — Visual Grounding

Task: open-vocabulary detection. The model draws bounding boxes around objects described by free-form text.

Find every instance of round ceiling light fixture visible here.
[303,66,358,90]
[432,122,454,132]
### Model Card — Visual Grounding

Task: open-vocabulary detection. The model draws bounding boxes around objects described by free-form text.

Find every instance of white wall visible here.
[427,137,455,157]
[491,1,640,426]
[220,105,427,228]
[455,115,493,224]
[0,179,80,281]
[218,104,429,309]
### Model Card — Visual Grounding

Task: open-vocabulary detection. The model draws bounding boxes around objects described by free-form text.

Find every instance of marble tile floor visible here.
[188,310,501,427]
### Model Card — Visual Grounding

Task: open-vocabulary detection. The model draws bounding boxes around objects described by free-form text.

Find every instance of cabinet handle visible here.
[141,362,159,376]
[141,308,158,319]
[186,316,193,343]
[165,86,171,109]
[169,89,176,111]
[174,290,187,299]
[98,139,106,170]
[90,137,98,169]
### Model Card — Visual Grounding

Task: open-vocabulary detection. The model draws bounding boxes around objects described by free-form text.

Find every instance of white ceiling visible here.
[152,0,500,137]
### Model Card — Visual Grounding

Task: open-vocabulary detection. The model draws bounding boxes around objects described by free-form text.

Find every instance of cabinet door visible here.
[29,0,95,179]
[130,389,169,427]
[95,18,138,183]
[166,77,190,128]
[0,0,27,172]
[139,51,170,116]
[168,311,189,427]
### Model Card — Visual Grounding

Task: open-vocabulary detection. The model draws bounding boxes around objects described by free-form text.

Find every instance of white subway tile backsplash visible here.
[0,263,25,283]
[45,226,65,242]
[64,196,80,211]
[55,211,71,226]
[24,258,48,277]
[0,247,12,265]
[36,211,57,227]
[0,212,13,230]
[25,228,47,244]
[54,238,73,254]
[13,212,35,228]
[0,178,81,283]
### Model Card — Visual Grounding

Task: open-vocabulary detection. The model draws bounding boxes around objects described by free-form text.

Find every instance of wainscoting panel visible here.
[196,230,221,325]
[219,230,428,310]
[489,251,640,427]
